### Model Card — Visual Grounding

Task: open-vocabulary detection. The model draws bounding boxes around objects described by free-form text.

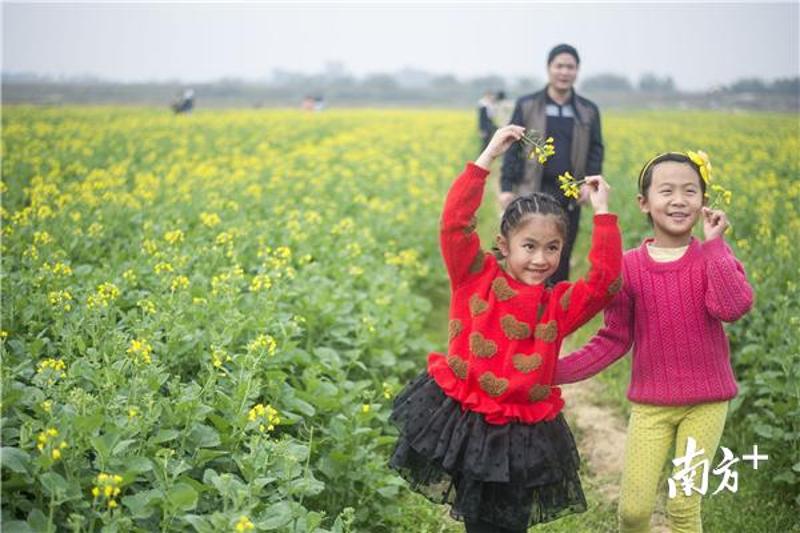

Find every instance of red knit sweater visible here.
[427,163,622,425]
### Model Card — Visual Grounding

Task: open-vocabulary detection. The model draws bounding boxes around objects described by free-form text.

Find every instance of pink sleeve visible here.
[554,264,634,385]
[702,237,754,322]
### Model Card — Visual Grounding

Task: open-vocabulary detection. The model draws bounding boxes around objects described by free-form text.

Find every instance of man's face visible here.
[547,53,578,92]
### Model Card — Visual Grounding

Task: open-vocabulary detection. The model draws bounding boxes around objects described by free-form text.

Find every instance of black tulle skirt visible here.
[388,370,587,530]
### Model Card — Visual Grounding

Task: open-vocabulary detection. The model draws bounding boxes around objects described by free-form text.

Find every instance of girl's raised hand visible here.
[475,125,525,170]
[702,207,729,241]
[584,175,610,214]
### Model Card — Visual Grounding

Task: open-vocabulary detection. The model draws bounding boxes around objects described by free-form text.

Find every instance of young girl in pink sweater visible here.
[554,152,753,533]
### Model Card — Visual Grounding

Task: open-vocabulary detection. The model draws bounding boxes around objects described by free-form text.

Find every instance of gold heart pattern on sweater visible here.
[491,277,517,301]
[528,384,551,402]
[500,314,531,340]
[534,320,558,342]
[447,355,468,379]
[469,294,489,316]
[512,352,543,373]
[479,371,509,397]
[469,249,486,274]
[560,286,573,312]
[469,332,497,358]
[463,215,478,235]
[448,319,463,341]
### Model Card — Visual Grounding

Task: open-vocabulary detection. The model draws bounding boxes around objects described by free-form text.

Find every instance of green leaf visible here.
[112,438,137,455]
[206,413,232,434]
[1,447,31,474]
[122,488,161,519]
[773,471,796,484]
[187,424,220,448]
[166,483,198,512]
[195,449,227,466]
[287,476,325,497]
[151,429,180,444]
[751,423,775,439]
[314,347,341,367]
[73,413,104,434]
[90,433,118,462]
[257,501,294,530]
[124,456,153,475]
[27,509,47,532]
[284,396,316,417]
[181,514,214,533]
[2,521,33,533]
[39,472,68,496]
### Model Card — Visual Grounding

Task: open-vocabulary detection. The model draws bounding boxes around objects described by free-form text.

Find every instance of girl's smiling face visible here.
[639,161,704,247]
[496,214,564,285]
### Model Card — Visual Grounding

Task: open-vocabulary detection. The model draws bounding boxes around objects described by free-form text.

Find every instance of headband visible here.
[638,150,712,192]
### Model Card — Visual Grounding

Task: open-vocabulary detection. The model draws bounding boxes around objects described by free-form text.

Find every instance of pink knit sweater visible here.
[554,236,754,405]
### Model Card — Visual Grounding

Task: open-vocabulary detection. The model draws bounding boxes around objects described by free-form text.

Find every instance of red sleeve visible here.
[552,213,623,335]
[440,162,491,288]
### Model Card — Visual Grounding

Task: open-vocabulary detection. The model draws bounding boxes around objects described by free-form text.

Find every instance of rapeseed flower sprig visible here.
[127,338,153,364]
[36,358,67,384]
[210,345,232,369]
[688,150,734,220]
[234,516,255,532]
[36,427,68,460]
[86,282,120,309]
[247,403,281,433]
[707,183,734,209]
[557,172,590,200]
[518,130,555,164]
[246,334,277,356]
[48,290,73,312]
[91,472,123,510]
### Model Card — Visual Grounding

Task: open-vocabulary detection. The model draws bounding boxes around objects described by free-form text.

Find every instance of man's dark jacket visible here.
[500,88,603,194]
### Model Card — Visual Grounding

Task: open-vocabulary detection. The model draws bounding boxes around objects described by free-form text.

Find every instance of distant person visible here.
[314,95,326,111]
[493,90,513,127]
[500,44,604,284]
[171,89,194,114]
[302,95,315,111]
[477,90,497,150]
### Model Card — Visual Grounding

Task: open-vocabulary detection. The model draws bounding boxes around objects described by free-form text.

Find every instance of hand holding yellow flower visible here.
[557,172,587,200]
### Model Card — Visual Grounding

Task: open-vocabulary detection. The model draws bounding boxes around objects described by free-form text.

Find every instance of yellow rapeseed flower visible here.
[126,338,153,364]
[234,516,255,532]
[200,212,221,228]
[164,229,184,245]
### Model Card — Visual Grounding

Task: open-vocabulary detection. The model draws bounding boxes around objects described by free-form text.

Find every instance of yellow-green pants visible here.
[618,401,729,533]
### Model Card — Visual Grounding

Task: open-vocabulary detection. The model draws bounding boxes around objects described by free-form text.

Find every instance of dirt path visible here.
[560,365,670,532]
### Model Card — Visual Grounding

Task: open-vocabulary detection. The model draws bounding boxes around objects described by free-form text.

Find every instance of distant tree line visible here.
[2,68,797,111]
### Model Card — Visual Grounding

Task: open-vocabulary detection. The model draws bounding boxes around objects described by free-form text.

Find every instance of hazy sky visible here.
[3,1,799,90]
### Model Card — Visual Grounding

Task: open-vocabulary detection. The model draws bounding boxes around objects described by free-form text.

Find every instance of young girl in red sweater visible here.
[389,125,622,532]
[554,152,754,532]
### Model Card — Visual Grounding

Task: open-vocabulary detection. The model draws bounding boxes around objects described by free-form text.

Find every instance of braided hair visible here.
[491,192,569,260]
